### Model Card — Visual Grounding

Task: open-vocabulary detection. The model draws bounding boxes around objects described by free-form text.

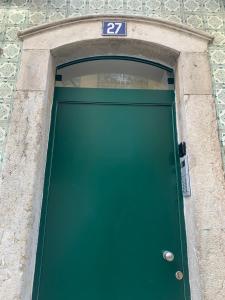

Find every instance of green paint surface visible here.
[33,88,190,300]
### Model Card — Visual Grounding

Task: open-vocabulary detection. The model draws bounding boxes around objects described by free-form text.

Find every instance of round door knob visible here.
[163,251,175,262]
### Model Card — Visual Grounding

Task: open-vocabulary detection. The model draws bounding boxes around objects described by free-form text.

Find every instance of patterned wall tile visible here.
[213,66,225,83]
[164,0,180,12]
[28,10,46,25]
[183,0,201,12]
[0,0,10,6]
[210,50,225,64]
[49,0,67,9]
[185,14,204,29]
[221,0,225,10]
[220,131,225,146]
[141,5,159,16]
[127,0,143,11]
[217,105,225,128]
[8,9,28,24]
[4,25,22,42]
[216,89,225,104]
[30,0,48,9]
[0,123,7,146]
[0,8,8,24]
[68,10,84,17]
[70,0,86,10]
[2,43,21,60]
[0,102,11,121]
[206,15,224,29]
[209,31,225,45]
[11,0,29,7]
[143,11,161,18]
[0,62,17,79]
[0,24,5,41]
[47,9,67,22]
[89,0,105,10]
[0,81,14,98]
[145,0,161,11]
[164,13,182,23]
[108,0,123,10]
[203,0,221,12]
[0,146,3,163]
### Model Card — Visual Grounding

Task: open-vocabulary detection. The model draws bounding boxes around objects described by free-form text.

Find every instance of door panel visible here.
[33,88,190,300]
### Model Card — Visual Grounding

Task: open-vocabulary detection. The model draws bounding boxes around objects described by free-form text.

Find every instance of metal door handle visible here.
[163,251,175,262]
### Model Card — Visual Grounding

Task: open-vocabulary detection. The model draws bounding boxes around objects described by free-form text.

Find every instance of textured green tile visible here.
[143,9,161,17]
[70,0,87,10]
[0,0,11,7]
[108,0,123,10]
[0,101,11,121]
[0,145,3,164]
[126,0,143,12]
[0,8,8,24]
[0,81,14,98]
[163,0,181,12]
[7,8,28,24]
[0,61,18,79]
[220,130,225,147]
[210,49,225,64]
[46,8,67,21]
[28,9,47,25]
[183,0,202,12]
[206,15,224,29]
[11,0,29,8]
[0,24,5,42]
[203,0,221,13]
[0,121,8,146]
[49,0,67,9]
[144,0,161,11]
[216,104,225,128]
[4,25,23,41]
[30,0,48,9]
[163,13,182,23]
[67,9,85,17]
[89,0,106,10]
[208,30,225,45]
[1,42,21,60]
[212,66,225,83]
[185,14,204,29]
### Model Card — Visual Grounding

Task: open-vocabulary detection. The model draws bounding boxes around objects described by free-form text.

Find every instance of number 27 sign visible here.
[102,21,127,36]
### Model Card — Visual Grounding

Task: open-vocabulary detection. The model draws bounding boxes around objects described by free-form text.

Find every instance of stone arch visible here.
[1,15,225,300]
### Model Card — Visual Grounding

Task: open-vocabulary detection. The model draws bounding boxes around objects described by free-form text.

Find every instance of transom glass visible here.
[55,59,174,90]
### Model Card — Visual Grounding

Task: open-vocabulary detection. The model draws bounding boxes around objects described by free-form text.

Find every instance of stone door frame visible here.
[1,15,225,300]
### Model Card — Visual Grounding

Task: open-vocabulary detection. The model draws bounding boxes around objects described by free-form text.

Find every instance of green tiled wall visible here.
[1,0,225,168]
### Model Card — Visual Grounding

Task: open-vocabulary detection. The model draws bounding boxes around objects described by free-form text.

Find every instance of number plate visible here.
[102,21,127,36]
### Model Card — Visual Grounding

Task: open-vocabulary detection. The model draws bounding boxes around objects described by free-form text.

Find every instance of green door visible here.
[33,88,190,300]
